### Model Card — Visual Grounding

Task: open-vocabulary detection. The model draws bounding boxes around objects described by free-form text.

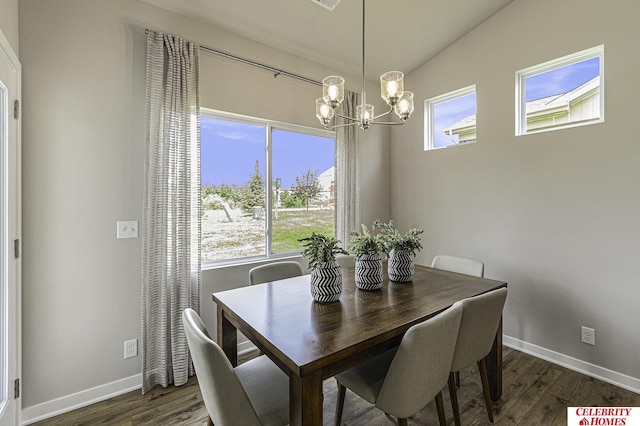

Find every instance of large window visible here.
[424,85,477,150]
[201,110,335,264]
[516,45,604,135]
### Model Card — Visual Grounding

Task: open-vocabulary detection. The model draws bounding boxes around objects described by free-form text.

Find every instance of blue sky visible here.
[201,117,334,188]
[525,56,600,101]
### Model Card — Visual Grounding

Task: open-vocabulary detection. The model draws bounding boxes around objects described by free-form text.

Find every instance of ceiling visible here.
[140,0,515,81]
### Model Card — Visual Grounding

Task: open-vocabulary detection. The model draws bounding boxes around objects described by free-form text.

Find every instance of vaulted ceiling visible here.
[141,0,514,80]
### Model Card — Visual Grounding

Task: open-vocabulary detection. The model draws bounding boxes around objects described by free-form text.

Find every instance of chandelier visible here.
[315,0,414,131]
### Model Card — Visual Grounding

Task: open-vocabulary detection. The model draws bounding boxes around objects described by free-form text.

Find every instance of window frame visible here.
[516,45,604,136]
[424,85,477,151]
[200,108,335,268]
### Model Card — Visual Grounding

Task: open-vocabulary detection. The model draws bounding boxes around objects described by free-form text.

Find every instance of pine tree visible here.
[241,160,265,212]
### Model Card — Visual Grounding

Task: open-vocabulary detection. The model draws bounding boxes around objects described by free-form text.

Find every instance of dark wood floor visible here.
[33,347,640,425]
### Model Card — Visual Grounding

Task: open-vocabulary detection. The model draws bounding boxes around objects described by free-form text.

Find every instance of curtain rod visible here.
[145,28,322,87]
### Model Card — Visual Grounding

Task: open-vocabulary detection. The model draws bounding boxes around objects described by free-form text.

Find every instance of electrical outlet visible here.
[124,339,138,358]
[581,326,595,346]
[116,220,139,239]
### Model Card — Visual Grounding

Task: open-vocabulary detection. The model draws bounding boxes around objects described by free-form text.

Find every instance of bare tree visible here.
[292,169,322,211]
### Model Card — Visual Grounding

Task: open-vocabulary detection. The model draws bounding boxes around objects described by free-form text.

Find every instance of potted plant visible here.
[373,219,424,282]
[349,224,384,291]
[299,232,349,303]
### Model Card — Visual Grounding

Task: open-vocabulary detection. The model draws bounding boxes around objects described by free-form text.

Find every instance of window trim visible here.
[515,45,604,136]
[200,108,335,268]
[424,85,477,151]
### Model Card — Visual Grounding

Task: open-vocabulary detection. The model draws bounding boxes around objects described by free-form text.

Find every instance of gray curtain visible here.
[142,31,201,394]
[335,91,361,248]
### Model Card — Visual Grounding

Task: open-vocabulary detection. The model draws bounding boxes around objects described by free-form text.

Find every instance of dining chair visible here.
[182,308,289,426]
[334,302,463,426]
[335,254,355,268]
[432,254,485,389]
[447,287,508,426]
[431,254,485,278]
[249,260,303,285]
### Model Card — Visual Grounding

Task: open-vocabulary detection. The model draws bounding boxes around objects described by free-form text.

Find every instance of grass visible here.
[201,208,335,261]
[272,209,334,253]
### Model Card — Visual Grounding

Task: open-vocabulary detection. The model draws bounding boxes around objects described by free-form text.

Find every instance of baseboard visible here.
[238,339,257,355]
[504,335,640,394]
[20,374,142,425]
[21,343,255,425]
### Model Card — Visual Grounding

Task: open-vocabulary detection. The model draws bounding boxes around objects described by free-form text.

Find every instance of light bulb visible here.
[327,85,338,100]
[398,99,409,113]
[387,81,399,97]
[320,103,331,118]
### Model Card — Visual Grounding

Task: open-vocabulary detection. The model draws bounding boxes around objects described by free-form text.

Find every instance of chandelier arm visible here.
[333,112,362,123]
[370,106,394,121]
[369,121,407,126]
[326,121,360,130]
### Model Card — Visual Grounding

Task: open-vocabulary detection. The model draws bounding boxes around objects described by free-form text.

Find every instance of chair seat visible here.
[236,355,290,426]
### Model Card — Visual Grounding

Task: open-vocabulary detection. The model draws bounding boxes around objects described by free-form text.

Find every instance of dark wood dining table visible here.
[212,263,507,426]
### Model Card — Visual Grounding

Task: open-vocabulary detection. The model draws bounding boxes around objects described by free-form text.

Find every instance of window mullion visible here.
[265,124,273,257]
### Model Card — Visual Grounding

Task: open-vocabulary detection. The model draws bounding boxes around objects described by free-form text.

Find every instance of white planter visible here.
[388,249,415,282]
[310,262,342,303]
[355,253,383,291]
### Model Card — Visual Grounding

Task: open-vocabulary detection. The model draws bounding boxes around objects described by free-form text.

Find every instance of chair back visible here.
[335,254,355,268]
[376,302,463,419]
[450,287,508,372]
[432,254,484,277]
[249,261,303,285]
[182,308,262,426]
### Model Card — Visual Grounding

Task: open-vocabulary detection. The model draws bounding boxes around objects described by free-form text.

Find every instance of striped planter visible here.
[388,249,415,282]
[355,254,383,291]
[310,262,342,303]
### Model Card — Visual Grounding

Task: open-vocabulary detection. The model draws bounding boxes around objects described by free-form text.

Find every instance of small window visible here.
[425,85,477,150]
[516,45,604,135]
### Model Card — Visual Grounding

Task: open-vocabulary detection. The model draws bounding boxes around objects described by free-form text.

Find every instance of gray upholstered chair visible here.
[432,254,485,390]
[182,308,289,426]
[431,255,485,278]
[335,254,355,268]
[448,287,508,426]
[334,302,463,426]
[249,261,303,285]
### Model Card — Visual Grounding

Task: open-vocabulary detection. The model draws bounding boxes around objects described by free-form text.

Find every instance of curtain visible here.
[334,91,361,248]
[142,31,201,394]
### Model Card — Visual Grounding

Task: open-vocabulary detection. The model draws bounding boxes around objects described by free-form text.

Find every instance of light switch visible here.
[116,220,139,239]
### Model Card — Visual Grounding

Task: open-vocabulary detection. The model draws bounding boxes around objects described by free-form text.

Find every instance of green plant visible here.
[349,224,384,260]
[241,160,265,212]
[299,232,348,269]
[373,219,424,257]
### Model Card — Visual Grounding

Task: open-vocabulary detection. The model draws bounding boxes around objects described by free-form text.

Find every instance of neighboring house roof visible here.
[444,75,600,133]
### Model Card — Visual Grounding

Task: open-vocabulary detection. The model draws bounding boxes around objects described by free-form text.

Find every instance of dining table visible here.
[212,263,507,426]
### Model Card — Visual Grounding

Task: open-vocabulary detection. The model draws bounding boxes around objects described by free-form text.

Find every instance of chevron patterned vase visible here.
[355,254,383,291]
[310,262,342,303]
[388,249,415,282]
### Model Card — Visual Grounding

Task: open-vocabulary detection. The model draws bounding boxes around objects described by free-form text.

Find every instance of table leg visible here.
[289,370,323,426]
[216,308,237,367]
[485,316,503,401]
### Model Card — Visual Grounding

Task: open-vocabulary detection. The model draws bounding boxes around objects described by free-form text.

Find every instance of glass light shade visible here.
[394,91,414,120]
[316,98,334,125]
[322,75,345,108]
[380,71,404,105]
[357,104,375,123]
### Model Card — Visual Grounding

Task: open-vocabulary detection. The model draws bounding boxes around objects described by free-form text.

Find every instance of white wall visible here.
[391,0,640,389]
[18,0,390,418]
[0,0,19,55]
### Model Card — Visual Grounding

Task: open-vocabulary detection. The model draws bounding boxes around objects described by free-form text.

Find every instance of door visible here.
[0,29,21,426]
